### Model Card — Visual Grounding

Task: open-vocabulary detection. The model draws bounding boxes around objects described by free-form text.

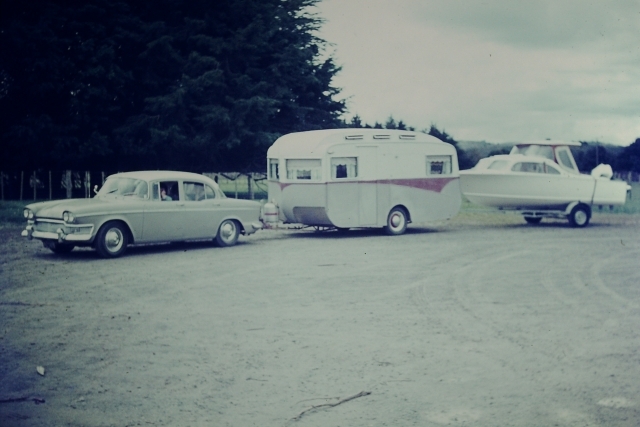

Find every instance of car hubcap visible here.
[575,210,587,225]
[391,213,403,229]
[106,229,123,251]
[221,222,235,240]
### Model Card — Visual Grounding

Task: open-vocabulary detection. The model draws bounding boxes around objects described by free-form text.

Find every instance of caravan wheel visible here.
[384,207,408,236]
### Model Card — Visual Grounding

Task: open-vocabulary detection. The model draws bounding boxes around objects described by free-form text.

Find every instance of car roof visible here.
[107,170,215,183]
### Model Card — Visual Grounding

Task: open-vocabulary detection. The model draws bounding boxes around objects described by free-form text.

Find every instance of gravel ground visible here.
[1,212,639,427]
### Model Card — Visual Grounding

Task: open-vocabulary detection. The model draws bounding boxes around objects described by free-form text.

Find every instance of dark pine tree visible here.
[0,0,346,172]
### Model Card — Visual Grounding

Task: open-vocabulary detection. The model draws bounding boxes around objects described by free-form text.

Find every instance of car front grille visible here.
[34,221,63,233]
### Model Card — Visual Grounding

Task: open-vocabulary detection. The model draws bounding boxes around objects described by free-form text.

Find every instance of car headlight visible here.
[63,211,75,223]
[24,208,34,219]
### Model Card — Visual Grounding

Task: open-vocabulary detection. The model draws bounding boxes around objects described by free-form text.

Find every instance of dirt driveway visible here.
[1,213,640,427]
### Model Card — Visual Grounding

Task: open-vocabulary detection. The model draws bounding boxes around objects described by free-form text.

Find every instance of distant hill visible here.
[457,141,514,168]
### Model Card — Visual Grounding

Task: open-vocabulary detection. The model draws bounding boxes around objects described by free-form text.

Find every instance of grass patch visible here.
[0,200,29,224]
[219,189,267,200]
[215,175,267,200]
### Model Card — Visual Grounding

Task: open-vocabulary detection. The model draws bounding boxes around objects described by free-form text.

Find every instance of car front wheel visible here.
[95,222,129,258]
[215,219,239,247]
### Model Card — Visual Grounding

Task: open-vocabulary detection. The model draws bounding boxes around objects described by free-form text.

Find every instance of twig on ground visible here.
[0,396,45,404]
[291,391,371,422]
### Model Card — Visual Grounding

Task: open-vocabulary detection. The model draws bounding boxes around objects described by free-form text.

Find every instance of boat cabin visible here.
[509,140,581,174]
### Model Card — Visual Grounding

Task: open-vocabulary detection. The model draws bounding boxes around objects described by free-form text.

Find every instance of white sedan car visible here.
[22,171,263,257]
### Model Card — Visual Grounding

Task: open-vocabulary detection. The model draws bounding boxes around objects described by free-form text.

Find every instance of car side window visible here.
[204,184,216,200]
[158,181,178,201]
[183,182,208,201]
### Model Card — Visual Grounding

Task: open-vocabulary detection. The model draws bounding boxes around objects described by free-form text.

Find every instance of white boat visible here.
[459,140,631,227]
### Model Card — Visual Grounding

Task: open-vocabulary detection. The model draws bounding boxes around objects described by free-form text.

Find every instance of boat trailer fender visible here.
[564,202,581,215]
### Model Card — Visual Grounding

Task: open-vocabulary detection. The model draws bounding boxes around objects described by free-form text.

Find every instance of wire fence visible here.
[0,170,268,201]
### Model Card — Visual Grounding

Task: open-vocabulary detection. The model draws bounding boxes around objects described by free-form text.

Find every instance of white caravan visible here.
[265,129,462,235]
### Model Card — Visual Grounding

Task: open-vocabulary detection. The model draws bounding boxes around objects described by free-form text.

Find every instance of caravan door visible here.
[357,146,378,226]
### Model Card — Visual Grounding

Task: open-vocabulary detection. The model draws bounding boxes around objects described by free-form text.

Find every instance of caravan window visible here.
[426,155,452,175]
[269,159,279,180]
[331,157,357,179]
[286,159,322,181]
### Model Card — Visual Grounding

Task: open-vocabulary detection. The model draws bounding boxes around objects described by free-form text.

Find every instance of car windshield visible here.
[97,177,149,199]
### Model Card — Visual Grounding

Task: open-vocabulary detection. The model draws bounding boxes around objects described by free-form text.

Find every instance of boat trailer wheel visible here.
[568,205,590,228]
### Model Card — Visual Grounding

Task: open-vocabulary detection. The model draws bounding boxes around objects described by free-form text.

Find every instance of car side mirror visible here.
[93,185,99,195]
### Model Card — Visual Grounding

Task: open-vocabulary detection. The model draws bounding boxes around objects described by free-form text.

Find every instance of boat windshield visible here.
[488,160,508,170]
[97,177,149,199]
[510,145,554,160]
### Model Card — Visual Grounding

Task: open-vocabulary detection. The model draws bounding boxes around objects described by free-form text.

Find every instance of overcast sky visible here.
[314,0,640,145]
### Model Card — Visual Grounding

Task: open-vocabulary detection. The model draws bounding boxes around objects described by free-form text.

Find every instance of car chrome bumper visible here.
[23,223,94,243]
[246,221,263,235]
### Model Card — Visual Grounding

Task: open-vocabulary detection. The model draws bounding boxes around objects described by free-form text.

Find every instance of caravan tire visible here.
[384,207,408,236]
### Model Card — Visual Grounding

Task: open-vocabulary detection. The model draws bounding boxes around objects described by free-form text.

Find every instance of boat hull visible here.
[460,171,629,209]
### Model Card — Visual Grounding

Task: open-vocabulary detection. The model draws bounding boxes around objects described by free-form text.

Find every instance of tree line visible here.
[1,0,345,172]
[2,0,639,174]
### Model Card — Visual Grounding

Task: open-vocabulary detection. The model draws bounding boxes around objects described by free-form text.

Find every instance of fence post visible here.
[32,171,37,200]
[247,173,253,200]
[20,171,24,201]
[64,170,72,199]
[84,171,90,198]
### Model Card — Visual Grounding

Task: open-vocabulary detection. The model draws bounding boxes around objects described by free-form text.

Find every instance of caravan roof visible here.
[267,129,449,158]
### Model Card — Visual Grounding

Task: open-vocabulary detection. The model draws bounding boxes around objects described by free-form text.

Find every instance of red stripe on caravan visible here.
[278,177,456,192]
[378,177,457,193]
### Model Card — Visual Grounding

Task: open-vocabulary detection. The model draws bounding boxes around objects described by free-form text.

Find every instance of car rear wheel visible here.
[215,219,239,247]
[44,241,75,254]
[384,207,408,235]
[568,204,590,228]
[95,222,129,258]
